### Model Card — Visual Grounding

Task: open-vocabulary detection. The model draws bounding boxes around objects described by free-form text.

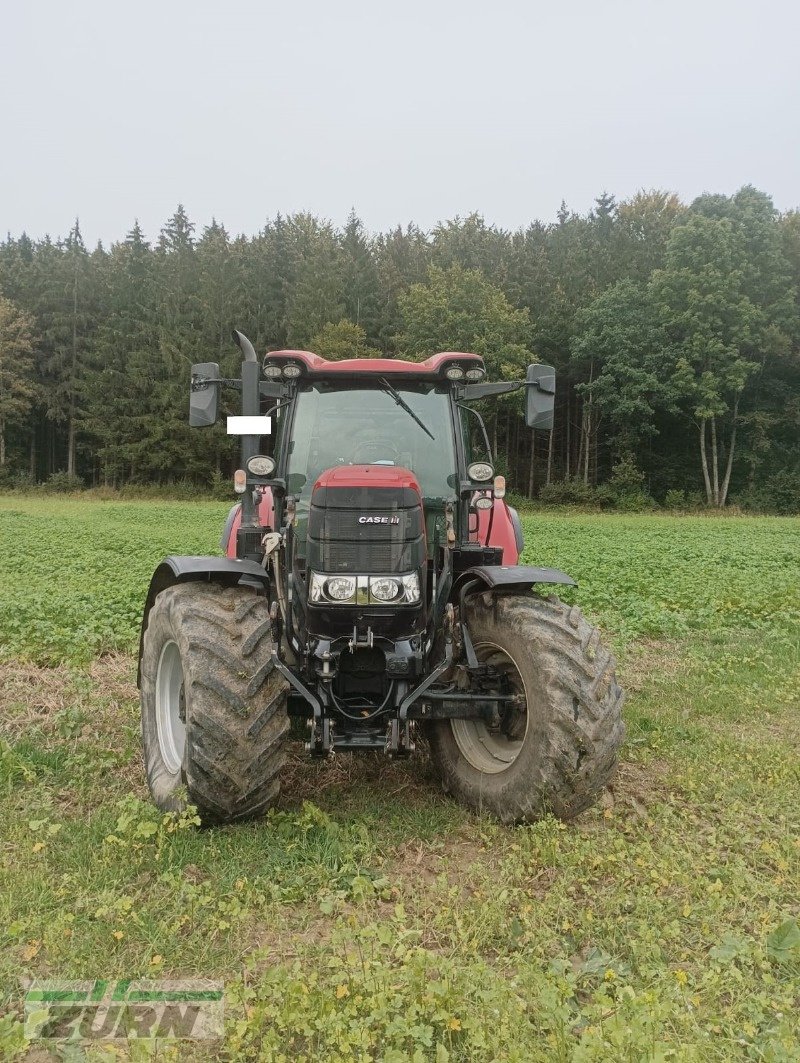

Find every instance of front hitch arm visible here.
[397,636,453,721]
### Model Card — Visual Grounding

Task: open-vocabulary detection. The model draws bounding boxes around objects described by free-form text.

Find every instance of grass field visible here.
[0,497,798,1060]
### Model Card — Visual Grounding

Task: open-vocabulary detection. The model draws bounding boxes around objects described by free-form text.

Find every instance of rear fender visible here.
[136,556,269,685]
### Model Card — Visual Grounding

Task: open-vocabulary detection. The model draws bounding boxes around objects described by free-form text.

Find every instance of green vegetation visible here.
[0,497,230,664]
[1,189,799,512]
[0,499,799,1059]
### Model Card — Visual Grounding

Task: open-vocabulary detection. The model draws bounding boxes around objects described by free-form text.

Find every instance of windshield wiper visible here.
[378,378,435,441]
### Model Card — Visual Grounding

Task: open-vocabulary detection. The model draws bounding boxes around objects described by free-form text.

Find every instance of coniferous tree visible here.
[0,296,37,468]
[0,188,797,507]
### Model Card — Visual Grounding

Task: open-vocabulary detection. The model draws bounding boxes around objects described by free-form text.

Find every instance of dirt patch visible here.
[243,910,337,968]
[577,759,675,834]
[619,639,685,693]
[386,831,487,891]
[86,653,137,703]
[706,710,800,747]
[278,743,437,807]
[0,653,136,739]
[612,758,672,808]
[0,659,75,736]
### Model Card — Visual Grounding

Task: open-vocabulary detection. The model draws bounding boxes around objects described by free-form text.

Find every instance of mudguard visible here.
[136,555,269,685]
[454,564,575,598]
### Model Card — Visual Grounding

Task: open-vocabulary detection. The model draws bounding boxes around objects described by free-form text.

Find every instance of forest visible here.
[0,185,798,511]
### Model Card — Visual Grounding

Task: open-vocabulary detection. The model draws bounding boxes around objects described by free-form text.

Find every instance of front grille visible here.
[312,538,422,573]
[308,485,426,575]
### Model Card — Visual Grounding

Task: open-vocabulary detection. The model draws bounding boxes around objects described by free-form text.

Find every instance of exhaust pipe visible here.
[232,329,257,363]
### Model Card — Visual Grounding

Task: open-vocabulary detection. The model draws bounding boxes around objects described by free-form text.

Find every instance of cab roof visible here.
[264,350,484,378]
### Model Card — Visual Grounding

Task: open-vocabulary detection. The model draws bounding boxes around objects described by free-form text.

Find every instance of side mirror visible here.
[525,364,556,430]
[189,362,220,427]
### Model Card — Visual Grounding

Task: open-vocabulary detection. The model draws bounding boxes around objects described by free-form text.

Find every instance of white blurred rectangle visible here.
[226,416,271,435]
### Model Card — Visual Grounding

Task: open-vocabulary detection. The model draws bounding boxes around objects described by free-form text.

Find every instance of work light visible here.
[246,455,276,477]
[465,367,486,381]
[468,461,494,482]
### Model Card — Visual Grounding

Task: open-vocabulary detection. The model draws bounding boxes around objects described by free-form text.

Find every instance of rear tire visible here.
[139,582,289,825]
[428,594,624,823]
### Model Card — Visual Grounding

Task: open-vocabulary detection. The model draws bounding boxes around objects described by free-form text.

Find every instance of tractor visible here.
[138,332,624,824]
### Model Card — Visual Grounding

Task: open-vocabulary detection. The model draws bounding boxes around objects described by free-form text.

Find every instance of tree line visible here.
[0,186,798,510]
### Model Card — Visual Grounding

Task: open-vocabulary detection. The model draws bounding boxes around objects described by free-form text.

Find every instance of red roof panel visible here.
[264,350,483,376]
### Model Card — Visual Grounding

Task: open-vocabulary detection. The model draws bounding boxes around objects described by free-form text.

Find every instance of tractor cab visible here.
[279,374,459,560]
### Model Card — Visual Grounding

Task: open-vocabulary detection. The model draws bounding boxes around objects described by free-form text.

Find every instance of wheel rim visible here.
[450,640,528,774]
[155,640,186,775]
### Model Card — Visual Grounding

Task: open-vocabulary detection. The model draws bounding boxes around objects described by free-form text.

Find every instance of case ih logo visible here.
[358,516,400,525]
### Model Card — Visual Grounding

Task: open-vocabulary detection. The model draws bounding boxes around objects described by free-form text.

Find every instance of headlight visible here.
[309,573,357,603]
[445,365,465,381]
[246,454,276,477]
[308,572,421,605]
[370,577,400,602]
[468,461,494,482]
[465,367,486,381]
[282,363,302,379]
[263,363,283,379]
[326,576,357,601]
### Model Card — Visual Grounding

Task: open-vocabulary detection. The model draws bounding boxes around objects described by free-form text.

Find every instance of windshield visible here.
[285,382,457,501]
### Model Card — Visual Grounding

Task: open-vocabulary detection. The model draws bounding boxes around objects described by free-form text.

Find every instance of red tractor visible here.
[138,333,624,824]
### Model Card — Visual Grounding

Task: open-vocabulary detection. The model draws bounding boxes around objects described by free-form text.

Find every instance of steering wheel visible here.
[352,439,401,465]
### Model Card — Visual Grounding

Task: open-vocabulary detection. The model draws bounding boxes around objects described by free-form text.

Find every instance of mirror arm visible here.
[460,379,555,401]
[191,375,241,391]
[459,380,523,401]
[527,378,555,396]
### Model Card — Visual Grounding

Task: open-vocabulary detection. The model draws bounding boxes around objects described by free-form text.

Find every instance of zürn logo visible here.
[24,980,224,1042]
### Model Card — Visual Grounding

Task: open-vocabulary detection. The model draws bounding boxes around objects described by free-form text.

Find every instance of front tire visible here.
[139,582,289,824]
[428,594,624,823]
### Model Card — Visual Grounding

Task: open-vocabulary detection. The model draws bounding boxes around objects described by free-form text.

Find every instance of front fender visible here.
[453,564,575,600]
[136,555,269,686]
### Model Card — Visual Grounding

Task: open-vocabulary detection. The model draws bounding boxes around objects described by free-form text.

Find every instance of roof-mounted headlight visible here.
[282,363,302,379]
[445,365,465,381]
[263,363,283,380]
[465,367,486,382]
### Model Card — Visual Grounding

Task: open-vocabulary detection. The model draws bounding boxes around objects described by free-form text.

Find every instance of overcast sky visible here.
[3,0,799,246]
